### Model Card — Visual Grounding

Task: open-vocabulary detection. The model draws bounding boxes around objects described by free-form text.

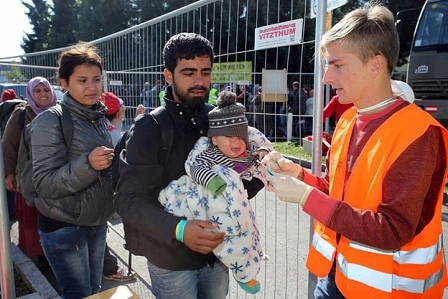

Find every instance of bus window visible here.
[414,2,448,48]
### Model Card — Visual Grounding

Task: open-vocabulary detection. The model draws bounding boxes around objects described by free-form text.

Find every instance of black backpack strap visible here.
[150,106,173,167]
[18,107,27,130]
[19,108,30,158]
[22,105,74,160]
[52,104,74,149]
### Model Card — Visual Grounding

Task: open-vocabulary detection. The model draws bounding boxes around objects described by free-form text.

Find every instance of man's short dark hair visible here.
[162,33,214,73]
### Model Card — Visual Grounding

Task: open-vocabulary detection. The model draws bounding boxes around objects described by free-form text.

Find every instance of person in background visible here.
[100,91,136,282]
[159,84,166,106]
[287,81,307,136]
[1,88,18,102]
[31,42,114,298]
[1,89,25,139]
[1,88,22,220]
[208,83,218,105]
[115,32,231,299]
[305,89,314,135]
[139,82,151,108]
[263,4,448,298]
[323,94,353,127]
[253,86,262,99]
[236,84,251,110]
[103,91,126,146]
[2,77,57,271]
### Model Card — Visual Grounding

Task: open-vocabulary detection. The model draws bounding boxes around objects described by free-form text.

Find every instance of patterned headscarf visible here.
[26,76,58,115]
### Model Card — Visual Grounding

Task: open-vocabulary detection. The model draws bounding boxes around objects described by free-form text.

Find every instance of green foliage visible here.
[49,0,77,48]
[76,0,133,41]
[21,0,52,53]
[5,65,26,83]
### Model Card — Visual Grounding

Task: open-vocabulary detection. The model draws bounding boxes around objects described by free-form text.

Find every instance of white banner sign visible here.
[109,80,122,86]
[254,19,303,50]
[310,0,348,19]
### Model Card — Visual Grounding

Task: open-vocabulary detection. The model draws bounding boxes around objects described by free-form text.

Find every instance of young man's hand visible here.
[267,173,313,206]
[261,151,303,179]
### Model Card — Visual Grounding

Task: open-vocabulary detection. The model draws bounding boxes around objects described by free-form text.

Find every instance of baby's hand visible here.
[253,148,270,160]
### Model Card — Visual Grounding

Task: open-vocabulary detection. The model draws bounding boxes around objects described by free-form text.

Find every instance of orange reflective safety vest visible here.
[306,104,448,299]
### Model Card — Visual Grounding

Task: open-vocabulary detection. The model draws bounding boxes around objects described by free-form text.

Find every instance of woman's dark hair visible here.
[56,41,103,84]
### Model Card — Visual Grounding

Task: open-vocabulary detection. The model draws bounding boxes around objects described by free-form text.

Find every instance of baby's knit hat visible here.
[208,90,249,146]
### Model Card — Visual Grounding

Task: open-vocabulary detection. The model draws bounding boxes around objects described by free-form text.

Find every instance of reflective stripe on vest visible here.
[337,252,444,294]
[337,233,444,293]
[392,233,443,265]
[349,234,443,264]
[311,231,335,262]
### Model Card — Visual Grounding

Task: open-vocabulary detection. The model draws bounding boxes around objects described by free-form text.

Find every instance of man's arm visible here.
[114,115,180,245]
[323,97,337,121]
[304,126,444,250]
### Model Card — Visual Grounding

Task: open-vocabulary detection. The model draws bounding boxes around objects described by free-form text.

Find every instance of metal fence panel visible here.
[1,1,317,297]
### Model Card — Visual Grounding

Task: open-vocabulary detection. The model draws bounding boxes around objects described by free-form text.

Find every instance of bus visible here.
[405,0,448,127]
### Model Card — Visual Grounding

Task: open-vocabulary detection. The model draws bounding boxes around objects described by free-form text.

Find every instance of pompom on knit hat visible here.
[208,90,249,146]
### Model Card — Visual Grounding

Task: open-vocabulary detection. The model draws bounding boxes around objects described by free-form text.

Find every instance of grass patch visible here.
[272,140,308,159]
[272,140,326,163]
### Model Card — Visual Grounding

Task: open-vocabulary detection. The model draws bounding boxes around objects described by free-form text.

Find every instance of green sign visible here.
[212,61,252,83]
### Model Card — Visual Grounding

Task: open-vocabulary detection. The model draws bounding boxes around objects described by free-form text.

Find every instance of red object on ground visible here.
[304,133,332,153]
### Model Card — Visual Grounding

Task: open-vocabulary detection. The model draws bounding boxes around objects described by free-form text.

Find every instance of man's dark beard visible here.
[172,84,208,110]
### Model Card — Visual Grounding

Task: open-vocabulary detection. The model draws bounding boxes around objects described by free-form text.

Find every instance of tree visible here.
[49,0,78,49]
[5,65,25,83]
[76,0,133,41]
[21,0,52,53]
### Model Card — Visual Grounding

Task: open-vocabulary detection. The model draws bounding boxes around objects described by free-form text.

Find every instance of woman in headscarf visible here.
[2,76,57,270]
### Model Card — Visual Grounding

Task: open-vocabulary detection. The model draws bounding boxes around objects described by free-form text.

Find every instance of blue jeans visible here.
[39,224,107,299]
[314,262,346,299]
[148,259,229,299]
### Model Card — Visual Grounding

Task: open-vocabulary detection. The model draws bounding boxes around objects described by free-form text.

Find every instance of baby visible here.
[158,91,272,294]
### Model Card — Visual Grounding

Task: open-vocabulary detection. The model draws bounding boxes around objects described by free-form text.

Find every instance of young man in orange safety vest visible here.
[262,3,448,299]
